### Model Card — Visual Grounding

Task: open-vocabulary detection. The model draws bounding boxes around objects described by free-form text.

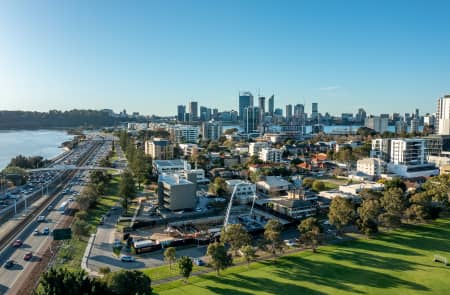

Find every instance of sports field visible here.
[154,219,450,295]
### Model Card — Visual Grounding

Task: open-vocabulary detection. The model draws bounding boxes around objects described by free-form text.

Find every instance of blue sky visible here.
[0,0,449,116]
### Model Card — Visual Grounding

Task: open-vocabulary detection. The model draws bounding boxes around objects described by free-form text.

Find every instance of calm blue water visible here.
[0,130,73,169]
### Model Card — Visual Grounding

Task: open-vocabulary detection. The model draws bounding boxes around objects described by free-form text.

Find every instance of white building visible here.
[437,95,450,135]
[153,159,190,175]
[365,116,388,133]
[387,138,439,178]
[371,138,391,162]
[357,158,386,178]
[178,143,200,157]
[259,148,282,163]
[169,125,200,143]
[338,182,384,195]
[225,179,256,204]
[202,121,222,141]
[256,176,292,197]
[249,142,269,156]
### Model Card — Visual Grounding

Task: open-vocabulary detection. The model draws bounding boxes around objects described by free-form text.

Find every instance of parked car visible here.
[193,258,205,266]
[4,260,15,269]
[23,252,33,261]
[43,227,50,235]
[120,255,135,262]
[33,230,40,236]
[37,216,46,222]
[12,240,23,247]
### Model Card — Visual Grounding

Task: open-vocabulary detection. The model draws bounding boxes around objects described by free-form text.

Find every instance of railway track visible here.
[0,141,102,254]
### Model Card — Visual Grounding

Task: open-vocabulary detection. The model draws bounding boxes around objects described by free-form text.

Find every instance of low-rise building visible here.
[256,176,292,197]
[225,179,256,204]
[270,190,318,219]
[259,148,282,163]
[153,159,190,175]
[157,173,197,211]
[249,142,269,156]
[338,182,384,195]
[356,158,386,178]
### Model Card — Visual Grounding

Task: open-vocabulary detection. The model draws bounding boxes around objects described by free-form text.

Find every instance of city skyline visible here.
[1,0,450,115]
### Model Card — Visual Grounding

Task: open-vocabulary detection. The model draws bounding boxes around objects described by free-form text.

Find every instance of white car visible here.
[120,255,135,262]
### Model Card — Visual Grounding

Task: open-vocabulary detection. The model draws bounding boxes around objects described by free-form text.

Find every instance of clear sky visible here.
[0,0,449,116]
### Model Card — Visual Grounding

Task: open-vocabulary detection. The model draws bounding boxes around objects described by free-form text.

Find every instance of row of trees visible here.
[327,177,450,237]
[34,268,151,295]
[72,171,111,238]
[7,155,50,169]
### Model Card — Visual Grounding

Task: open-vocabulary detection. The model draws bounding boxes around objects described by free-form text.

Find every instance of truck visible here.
[58,201,69,214]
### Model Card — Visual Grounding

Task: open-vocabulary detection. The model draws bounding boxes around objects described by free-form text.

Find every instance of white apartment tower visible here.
[437,95,450,135]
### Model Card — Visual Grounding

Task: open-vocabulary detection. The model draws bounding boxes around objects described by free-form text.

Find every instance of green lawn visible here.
[142,264,203,282]
[154,219,450,295]
[55,174,122,270]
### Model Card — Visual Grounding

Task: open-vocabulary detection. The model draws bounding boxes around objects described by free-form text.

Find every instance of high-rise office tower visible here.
[294,104,305,119]
[243,106,260,133]
[258,96,266,122]
[311,102,319,123]
[437,95,450,135]
[268,95,274,116]
[285,104,293,120]
[356,108,366,123]
[189,101,198,121]
[239,91,254,121]
[199,106,211,121]
[177,105,186,122]
[212,108,219,120]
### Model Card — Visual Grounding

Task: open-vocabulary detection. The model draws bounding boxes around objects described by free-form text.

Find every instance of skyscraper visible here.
[294,104,304,119]
[356,108,366,123]
[189,101,198,121]
[268,95,274,116]
[258,96,266,123]
[177,105,186,122]
[285,104,292,120]
[243,106,260,134]
[239,91,254,121]
[437,95,450,135]
[311,102,319,123]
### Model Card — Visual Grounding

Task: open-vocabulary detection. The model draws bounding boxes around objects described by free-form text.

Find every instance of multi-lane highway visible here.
[0,137,109,295]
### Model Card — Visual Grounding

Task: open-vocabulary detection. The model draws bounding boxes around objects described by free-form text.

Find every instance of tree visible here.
[207,242,232,275]
[209,176,227,196]
[302,177,315,189]
[311,180,326,192]
[264,219,284,256]
[99,266,111,275]
[378,212,402,229]
[178,256,193,283]
[36,268,109,295]
[328,197,355,234]
[164,247,177,270]
[119,170,136,212]
[357,198,381,236]
[221,224,250,256]
[298,217,320,252]
[104,270,151,295]
[381,188,406,224]
[240,245,257,268]
[384,178,407,192]
[404,204,427,223]
[72,219,90,239]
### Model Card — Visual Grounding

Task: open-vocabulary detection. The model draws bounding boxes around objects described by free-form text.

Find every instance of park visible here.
[153,218,450,295]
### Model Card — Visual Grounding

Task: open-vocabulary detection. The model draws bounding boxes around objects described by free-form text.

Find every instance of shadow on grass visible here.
[204,274,327,295]
[266,255,429,293]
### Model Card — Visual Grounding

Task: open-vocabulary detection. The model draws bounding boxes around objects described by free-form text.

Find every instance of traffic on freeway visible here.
[0,137,110,295]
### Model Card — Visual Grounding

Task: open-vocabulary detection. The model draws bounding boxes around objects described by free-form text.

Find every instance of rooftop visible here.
[159,173,192,185]
[154,159,187,167]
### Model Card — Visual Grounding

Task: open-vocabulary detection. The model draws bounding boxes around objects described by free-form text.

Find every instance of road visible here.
[0,139,107,295]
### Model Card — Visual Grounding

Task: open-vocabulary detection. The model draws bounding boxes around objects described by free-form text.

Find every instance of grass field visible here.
[154,219,450,295]
[142,264,203,282]
[55,174,122,270]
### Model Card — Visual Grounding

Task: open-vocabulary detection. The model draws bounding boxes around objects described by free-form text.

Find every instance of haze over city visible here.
[1,0,450,115]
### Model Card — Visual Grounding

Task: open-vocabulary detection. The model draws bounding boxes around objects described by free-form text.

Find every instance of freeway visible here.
[0,140,106,295]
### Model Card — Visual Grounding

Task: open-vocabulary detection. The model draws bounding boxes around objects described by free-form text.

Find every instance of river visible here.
[0,130,74,169]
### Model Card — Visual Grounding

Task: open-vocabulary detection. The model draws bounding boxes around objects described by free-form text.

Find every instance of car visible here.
[284,239,299,247]
[193,258,205,266]
[4,260,15,269]
[43,227,50,235]
[23,252,33,261]
[120,255,135,262]
[33,230,40,236]
[12,240,23,247]
[37,216,46,222]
